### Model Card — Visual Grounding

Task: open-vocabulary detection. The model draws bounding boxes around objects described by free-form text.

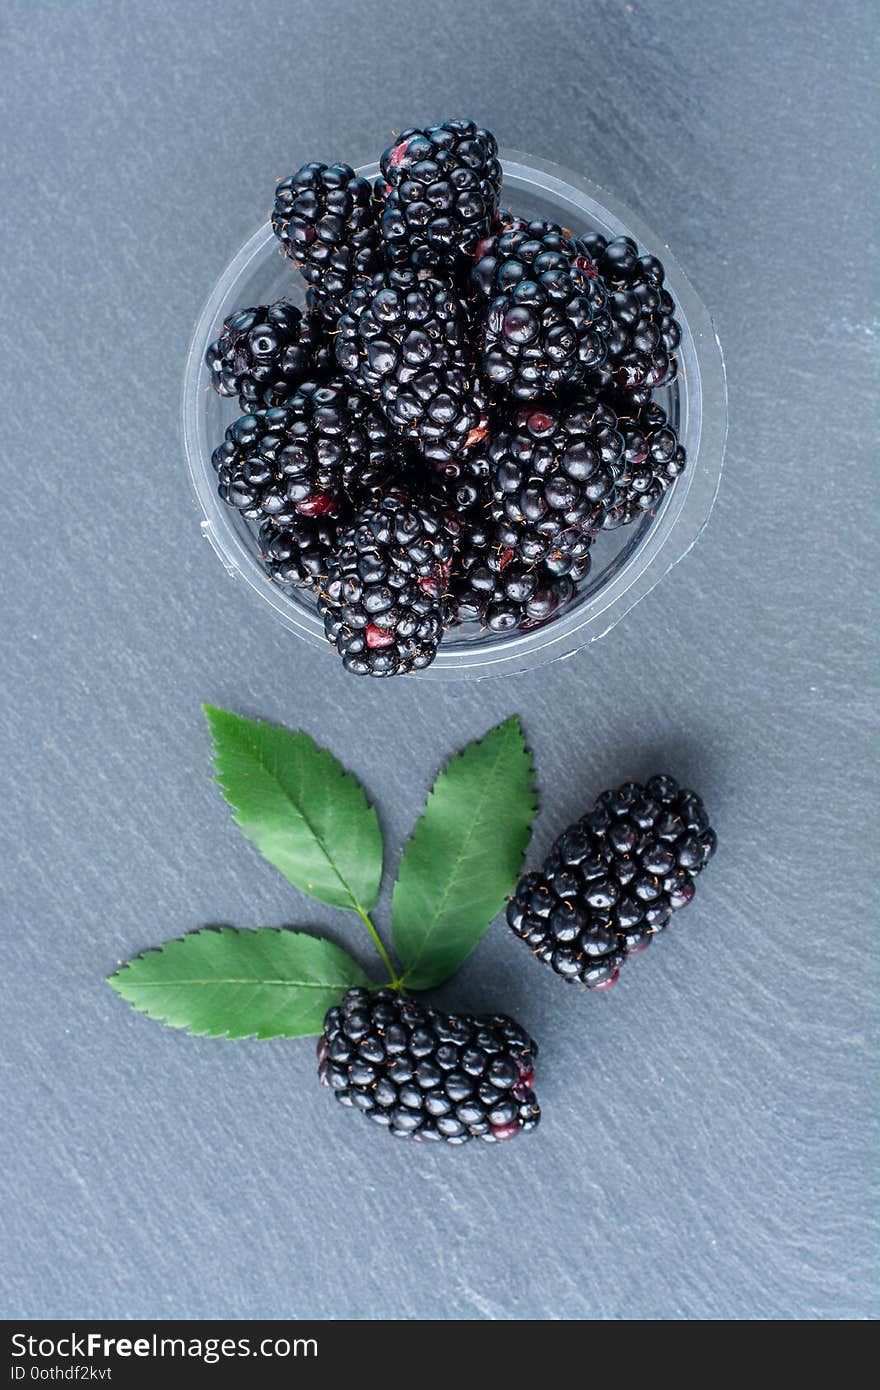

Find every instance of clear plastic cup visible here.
[182,151,727,680]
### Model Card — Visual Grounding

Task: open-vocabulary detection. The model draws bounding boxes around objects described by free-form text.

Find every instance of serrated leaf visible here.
[392,716,537,990]
[108,928,371,1039]
[204,706,383,912]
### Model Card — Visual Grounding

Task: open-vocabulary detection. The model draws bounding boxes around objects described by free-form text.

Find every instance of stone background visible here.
[1,0,876,1320]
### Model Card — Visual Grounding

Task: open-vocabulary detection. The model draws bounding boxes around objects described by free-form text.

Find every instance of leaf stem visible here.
[353,904,404,992]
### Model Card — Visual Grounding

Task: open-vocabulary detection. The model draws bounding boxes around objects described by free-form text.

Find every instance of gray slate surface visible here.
[1,0,877,1322]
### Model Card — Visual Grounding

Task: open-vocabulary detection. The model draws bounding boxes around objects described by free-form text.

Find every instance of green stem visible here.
[353,904,404,992]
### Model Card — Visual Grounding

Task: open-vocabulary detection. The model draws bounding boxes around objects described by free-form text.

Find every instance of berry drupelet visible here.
[602,402,687,529]
[271,162,385,321]
[335,265,489,467]
[508,776,716,990]
[379,118,502,271]
[318,495,454,676]
[319,987,540,1144]
[205,301,329,412]
[210,378,395,527]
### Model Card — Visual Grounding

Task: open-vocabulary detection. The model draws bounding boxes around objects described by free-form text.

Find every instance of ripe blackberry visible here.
[492,511,594,578]
[602,403,686,529]
[258,517,339,589]
[471,219,607,401]
[318,987,540,1144]
[508,776,716,990]
[210,378,394,526]
[451,528,580,632]
[470,217,592,298]
[447,466,593,631]
[577,233,681,393]
[379,118,502,270]
[335,266,489,464]
[271,162,384,320]
[205,302,330,412]
[318,495,454,676]
[488,396,623,539]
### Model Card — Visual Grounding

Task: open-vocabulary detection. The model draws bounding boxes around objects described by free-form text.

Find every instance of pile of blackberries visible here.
[206,119,685,676]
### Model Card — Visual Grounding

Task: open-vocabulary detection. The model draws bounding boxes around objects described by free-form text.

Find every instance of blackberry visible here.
[602,403,686,529]
[379,118,502,271]
[492,511,594,578]
[210,378,395,526]
[448,473,591,631]
[451,529,580,632]
[508,776,717,990]
[271,162,384,320]
[335,266,489,464]
[318,495,454,676]
[488,396,623,539]
[205,301,330,412]
[318,987,540,1144]
[258,516,339,589]
[577,233,680,393]
[471,219,607,401]
[470,217,594,299]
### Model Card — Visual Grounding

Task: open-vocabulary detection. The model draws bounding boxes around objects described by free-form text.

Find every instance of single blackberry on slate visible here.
[508,776,716,990]
[206,302,330,411]
[318,495,454,677]
[271,162,384,321]
[335,266,489,464]
[470,219,608,402]
[211,378,395,526]
[378,118,502,271]
[257,516,339,589]
[488,396,623,539]
[602,402,687,529]
[577,232,681,393]
[318,987,540,1144]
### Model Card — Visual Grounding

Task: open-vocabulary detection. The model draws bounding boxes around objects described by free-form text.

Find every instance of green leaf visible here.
[392,716,537,990]
[108,928,371,1039]
[204,706,383,912]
